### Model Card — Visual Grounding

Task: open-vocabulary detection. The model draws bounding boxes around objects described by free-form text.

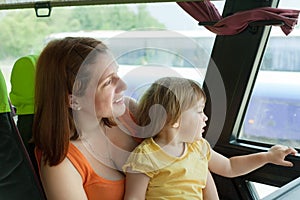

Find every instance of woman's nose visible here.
[116,78,127,92]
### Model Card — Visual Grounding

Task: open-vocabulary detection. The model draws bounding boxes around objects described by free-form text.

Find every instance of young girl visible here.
[123,77,297,200]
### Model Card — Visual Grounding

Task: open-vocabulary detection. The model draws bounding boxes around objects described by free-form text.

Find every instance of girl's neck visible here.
[153,129,186,157]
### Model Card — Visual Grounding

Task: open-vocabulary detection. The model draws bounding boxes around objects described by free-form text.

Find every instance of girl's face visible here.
[178,98,208,142]
[82,53,127,119]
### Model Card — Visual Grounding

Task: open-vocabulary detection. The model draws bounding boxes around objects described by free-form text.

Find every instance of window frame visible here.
[0,0,222,10]
[204,0,300,198]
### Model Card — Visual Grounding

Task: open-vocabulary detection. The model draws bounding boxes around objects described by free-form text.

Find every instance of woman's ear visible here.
[172,121,180,128]
[69,94,81,111]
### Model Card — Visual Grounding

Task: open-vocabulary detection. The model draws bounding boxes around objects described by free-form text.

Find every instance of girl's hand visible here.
[267,145,298,167]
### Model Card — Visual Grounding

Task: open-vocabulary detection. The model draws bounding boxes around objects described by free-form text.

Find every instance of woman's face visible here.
[81,53,127,119]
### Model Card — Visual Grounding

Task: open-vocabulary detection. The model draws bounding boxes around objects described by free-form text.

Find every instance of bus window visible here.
[103,30,217,100]
[238,0,300,148]
[0,1,225,95]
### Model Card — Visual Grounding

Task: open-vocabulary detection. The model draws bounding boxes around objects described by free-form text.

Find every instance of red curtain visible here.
[177,1,299,35]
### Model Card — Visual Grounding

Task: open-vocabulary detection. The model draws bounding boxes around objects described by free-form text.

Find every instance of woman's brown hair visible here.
[33,37,114,166]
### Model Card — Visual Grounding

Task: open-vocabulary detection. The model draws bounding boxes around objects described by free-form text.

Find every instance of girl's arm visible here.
[208,145,297,178]
[203,171,219,200]
[124,172,150,200]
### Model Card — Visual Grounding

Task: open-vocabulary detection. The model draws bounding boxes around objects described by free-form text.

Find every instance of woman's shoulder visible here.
[37,145,84,190]
[38,143,88,174]
[35,145,82,173]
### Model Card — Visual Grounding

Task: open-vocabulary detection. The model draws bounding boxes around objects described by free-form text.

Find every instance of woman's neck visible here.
[74,110,104,133]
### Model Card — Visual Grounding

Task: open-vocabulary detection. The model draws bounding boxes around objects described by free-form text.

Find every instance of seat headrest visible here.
[9,55,39,115]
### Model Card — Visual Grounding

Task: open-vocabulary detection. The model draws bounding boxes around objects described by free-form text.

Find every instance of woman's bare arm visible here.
[40,158,88,200]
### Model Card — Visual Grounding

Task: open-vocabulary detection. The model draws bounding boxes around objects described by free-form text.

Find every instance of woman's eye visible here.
[104,78,112,86]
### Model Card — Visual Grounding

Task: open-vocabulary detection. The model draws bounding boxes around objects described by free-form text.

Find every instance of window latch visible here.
[34,1,51,17]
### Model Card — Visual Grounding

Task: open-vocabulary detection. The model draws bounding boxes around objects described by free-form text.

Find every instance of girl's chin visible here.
[194,135,203,141]
[194,131,203,141]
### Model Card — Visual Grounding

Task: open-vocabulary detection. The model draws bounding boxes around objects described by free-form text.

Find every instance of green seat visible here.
[9,55,39,178]
[10,55,38,115]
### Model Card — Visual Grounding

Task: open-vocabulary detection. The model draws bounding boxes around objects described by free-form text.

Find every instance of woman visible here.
[33,37,139,200]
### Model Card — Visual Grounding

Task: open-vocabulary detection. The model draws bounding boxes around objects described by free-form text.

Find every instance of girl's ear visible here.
[69,94,81,111]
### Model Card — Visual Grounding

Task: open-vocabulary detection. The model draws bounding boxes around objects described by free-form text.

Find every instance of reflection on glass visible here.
[248,181,279,199]
[0,1,225,95]
[239,1,300,148]
[0,1,225,91]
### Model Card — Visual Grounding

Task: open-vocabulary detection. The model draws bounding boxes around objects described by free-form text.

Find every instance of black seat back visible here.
[0,69,45,200]
[9,55,39,175]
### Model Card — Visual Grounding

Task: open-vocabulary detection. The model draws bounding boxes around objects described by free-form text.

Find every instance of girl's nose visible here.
[203,113,208,122]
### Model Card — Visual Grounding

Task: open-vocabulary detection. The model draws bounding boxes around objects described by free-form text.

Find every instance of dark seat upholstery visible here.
[0,69,45,200]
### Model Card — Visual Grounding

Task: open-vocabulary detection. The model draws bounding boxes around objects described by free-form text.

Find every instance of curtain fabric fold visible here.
[177,1,299,35]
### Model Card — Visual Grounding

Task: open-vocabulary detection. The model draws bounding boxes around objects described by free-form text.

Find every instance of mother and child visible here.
[33,36,297,200]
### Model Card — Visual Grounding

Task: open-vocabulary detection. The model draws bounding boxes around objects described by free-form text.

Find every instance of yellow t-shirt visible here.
[123,138,211,200]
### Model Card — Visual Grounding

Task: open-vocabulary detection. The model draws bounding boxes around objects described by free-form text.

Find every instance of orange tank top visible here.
[35,143,125,200]
[35,108,141,199]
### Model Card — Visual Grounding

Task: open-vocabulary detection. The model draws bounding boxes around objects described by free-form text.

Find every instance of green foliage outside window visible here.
[0,4,165,60]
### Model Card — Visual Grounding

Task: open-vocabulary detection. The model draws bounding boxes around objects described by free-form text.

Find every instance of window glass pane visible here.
[0,1,225,100]
[239,1,300,148]
[248,181,279,199]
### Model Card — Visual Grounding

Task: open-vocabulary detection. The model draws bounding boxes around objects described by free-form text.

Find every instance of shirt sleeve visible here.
[122,142,158,178]
[203,138,211,161]
[192,138,211,161]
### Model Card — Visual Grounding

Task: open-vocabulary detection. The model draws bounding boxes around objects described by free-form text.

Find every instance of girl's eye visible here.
[198,109,204,114]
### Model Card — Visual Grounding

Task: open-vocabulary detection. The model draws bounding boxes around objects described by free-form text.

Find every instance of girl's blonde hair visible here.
[136,77,206,137]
